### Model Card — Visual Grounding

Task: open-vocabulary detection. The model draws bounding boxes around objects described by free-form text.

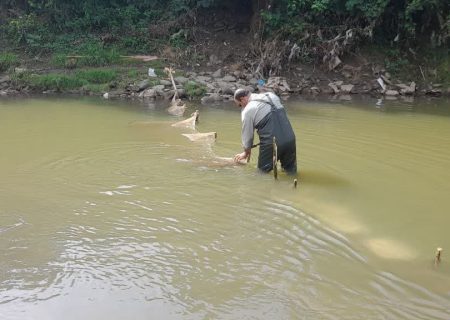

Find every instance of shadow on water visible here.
[299,169,351,187]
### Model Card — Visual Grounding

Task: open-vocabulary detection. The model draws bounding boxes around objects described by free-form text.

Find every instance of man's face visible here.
[234,97,245,108]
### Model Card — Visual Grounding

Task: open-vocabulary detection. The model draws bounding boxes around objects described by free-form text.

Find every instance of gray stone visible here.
[201,93,222,104]
[195,76,212,84]
[137,79,151,91]
[385,90,399,96]
[265,77,291,93]
[140,89,156,98]
[216,81,234,95]
[106,91,121,98]
[174,76,189,84]
[160,79,171,86]
[233,71,242,79]
[163,91,175,100]
[165,89,186,100]
[342,70,353,79]
[427,88,442,95]
[323,86,335,95]
[340,84,354,93]
[328,83,340,94]
[209,54,220,65]
[206,83,216,91]
[152,85,165,91]
[397,82,416,95]
[176,89,186,99]
[243,86,255,93]
[222,75,237,82]
[0,75,10,84]
[212,69,222,78]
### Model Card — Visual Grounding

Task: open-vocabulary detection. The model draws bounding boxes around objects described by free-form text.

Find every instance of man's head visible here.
[234,89,250,108]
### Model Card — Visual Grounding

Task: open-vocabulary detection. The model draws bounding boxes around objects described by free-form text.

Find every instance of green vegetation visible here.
[261,0,448,47]
[184,81,207,99]
[50,44,121,68]
[11,72,85,91]
[384,48,410,77]
[10,68,118,92]
[0,1,221,56]
[2,1,445,54]
[0,0,447,84]
[0,53,19,72]
[81,83,111,93]
[436,57,450,84]
[75,69,118,84]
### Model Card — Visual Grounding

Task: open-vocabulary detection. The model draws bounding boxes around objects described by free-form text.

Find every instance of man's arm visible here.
[241,106,255,150]
[234,148,251,163]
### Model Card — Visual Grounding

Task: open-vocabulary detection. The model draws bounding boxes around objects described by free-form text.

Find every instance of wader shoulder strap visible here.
[251,94,277,111]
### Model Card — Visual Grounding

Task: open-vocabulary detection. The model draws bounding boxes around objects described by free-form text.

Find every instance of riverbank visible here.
[1,50,449,102]
[1,0,448,104]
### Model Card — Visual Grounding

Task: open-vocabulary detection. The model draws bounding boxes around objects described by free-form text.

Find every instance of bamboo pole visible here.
[273,136,278,180]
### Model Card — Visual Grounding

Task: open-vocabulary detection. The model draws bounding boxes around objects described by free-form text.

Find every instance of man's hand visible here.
[234,150,250,163]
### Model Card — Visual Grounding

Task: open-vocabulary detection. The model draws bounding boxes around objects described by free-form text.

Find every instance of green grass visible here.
[32,74,86,91]
[76,69,117,83]
[0,53,19,72]
[76,43,121,67]
[11,68,118,92]
[184,81,207,98]
[50,54,69,68]
[51,42,122,68]
[82,83,110,93]
[127,69,139,77]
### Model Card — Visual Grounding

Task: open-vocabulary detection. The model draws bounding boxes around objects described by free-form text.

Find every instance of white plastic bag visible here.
[148,68,157,77]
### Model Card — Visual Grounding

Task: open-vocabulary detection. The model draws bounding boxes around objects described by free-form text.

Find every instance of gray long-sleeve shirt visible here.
[241,92,284,149]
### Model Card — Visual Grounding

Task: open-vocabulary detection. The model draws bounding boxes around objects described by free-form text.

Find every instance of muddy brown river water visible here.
[1,96,449,319]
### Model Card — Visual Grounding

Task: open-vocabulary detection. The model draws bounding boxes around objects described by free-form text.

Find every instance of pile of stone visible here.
[104,68,293,103]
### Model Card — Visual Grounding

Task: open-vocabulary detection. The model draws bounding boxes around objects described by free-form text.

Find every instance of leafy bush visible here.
[1,0,447,67]
[184,81,207,98]
[0,53,19,72]
[261,0,448,47]
[3,14,52,53]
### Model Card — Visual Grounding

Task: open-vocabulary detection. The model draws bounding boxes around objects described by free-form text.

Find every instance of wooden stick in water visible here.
[164,66,186,116]
[273,139,277,179]
[435,247,442,266]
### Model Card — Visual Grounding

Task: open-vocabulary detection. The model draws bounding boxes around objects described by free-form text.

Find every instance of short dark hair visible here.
[234,88,250,101]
